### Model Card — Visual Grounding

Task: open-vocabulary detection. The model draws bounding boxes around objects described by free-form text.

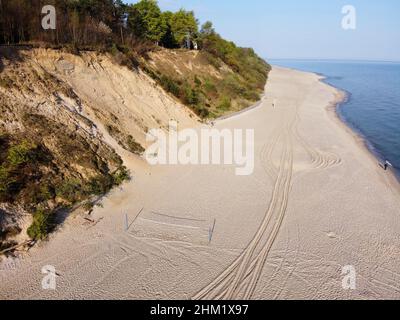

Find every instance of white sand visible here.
[1,66,400,300]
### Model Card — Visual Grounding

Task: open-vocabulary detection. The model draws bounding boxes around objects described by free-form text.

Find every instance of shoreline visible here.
[323,79,400,189]
[322,76,400,180]
[294,66,400,188]
[272,64,400,185]
[324,82,400,196]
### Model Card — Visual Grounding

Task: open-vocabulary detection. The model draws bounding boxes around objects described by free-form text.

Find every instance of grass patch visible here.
[217,96,231,111]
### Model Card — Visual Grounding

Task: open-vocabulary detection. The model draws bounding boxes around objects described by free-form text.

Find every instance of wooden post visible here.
[125,213,129,231]
[209,219,216,243]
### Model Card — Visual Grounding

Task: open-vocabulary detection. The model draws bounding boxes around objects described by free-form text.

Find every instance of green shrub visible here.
[203,52,221,69]
[0,166,9,192]
[204,78,217,94]
[39,183,55,202]
[194,76,202,86]
[201,28,270,103]
[126,135,145,155]
[112,166,131,186]
[109,43,120,56]
[7,140,37,166]
[27,209,50,240]
[223,75,245,96]
[23,182,55,205]
[142,65,159,81]
[182,85,199,106]
[0,166,9,200]
[160,75,180,97]
[86,175,114,196]
[55,179,83,203]
[82,201,94,211]
[243,89,260,101]
[0,165,17,200]
[193,106,210,118]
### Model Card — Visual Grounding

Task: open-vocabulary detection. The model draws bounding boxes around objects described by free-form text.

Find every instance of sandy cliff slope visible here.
[31,49,198,149]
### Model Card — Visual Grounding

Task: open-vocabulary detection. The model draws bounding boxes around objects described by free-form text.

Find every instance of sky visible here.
[126,0,400,62]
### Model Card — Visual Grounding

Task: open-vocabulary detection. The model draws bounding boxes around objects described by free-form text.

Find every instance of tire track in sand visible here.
[293,113,342,170]
[193,113,295,300]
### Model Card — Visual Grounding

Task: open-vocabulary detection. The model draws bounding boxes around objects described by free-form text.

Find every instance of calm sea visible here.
[270,59,400,179]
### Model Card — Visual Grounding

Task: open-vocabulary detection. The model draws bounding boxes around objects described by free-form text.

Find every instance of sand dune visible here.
[1,67,399,300]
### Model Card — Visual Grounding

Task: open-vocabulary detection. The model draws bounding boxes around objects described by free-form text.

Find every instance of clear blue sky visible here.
[127,0,400,62]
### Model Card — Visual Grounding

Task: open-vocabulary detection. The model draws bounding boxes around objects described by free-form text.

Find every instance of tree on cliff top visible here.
[167,9,198,47]
[127,0,167,44]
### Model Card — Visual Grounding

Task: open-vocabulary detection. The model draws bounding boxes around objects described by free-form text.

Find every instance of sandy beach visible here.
[1,66,399,300]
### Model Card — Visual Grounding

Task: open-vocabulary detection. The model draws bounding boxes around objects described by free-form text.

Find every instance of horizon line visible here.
[266,58,400,64]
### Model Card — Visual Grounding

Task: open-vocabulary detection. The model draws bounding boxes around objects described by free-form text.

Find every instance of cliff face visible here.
[30,49,198,148]
[0,47,198,250]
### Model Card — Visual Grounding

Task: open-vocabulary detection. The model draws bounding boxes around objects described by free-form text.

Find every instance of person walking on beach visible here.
[381,160,392,171]
[272,99,277,108]
[384,161,392,171]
